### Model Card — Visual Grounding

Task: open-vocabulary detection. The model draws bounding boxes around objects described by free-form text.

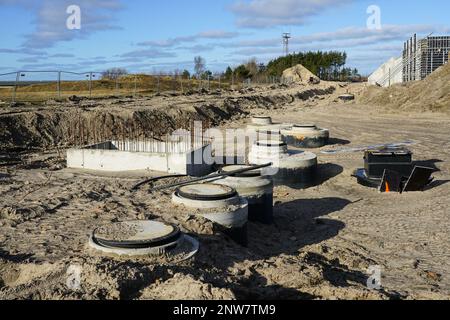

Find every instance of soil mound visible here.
[360,62,450,113]
[282,64,321,85]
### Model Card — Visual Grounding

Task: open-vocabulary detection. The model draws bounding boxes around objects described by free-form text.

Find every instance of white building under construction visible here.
[403,34,450,82]
[369,34,450,87]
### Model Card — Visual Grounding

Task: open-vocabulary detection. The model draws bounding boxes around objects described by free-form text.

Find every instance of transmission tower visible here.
[282,33,291,56]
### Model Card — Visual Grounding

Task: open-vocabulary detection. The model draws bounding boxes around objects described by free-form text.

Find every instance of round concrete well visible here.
[172,183,249,246]
[281,124,330,148]
[249,140,318,186]
[89,220,198,260]
[213,165,274,225]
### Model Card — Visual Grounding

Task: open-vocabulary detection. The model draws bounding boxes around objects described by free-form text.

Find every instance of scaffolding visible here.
[403,34,450,82]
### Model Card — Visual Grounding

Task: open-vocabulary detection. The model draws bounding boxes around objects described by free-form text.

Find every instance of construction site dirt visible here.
[0,75,449,300]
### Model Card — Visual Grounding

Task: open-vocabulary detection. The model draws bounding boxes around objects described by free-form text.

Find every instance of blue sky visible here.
[0,0,449,77]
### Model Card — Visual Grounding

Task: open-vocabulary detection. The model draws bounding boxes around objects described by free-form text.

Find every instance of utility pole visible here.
[282,33,291,56]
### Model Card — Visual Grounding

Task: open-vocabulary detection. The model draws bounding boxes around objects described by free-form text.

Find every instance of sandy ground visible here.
[0,83,449,300]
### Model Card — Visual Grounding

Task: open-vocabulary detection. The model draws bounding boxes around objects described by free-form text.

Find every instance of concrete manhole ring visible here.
[93,220,182,249]
[177,183,238,201]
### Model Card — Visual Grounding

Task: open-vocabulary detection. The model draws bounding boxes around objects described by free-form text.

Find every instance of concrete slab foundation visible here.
[67,140,213,176]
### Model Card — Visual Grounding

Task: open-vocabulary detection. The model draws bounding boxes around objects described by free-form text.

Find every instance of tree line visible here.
[102,51,361,83]
[265,51,359,81]
[219,52,360,82]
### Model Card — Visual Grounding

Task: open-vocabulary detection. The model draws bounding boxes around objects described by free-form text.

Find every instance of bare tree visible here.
[173,69,181,76]
[245,58,259,78]
[102,68,128,80]
[194,56,206,78]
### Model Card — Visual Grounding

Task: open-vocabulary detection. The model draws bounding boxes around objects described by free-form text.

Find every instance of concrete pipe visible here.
[246,116,291,132]
[252,116,273,126]
[212,165,274,225]
[172,183,249,246]
[281,124,330,148]
[255,129,285,144]
[248,140,318,186]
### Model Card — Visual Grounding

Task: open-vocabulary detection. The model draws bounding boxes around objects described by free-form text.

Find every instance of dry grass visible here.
[0,74,230,102]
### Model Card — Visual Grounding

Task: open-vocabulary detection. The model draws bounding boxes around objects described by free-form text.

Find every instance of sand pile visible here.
[360,62,450,113]
[139,274,236,300]
[282,64,321,85]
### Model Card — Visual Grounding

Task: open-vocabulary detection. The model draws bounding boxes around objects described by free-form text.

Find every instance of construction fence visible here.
[0,71,284,103]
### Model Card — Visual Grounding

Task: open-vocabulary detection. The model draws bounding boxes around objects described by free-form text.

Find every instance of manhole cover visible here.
[177,183,237,201]
[93,221,181,249]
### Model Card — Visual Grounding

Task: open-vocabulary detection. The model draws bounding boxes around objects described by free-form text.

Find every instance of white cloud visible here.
[17,57,42,63]
[0,48,47,56]
[214,24,450,74]
[120,48,177,59]
[177,44,216,53]
[49,53,75,58]
[197,30,240,39]
[138,30,240,48]
[3,0,123,49]
[217,24,449,54]
[230,0,352,28]
[297,24,450,44]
